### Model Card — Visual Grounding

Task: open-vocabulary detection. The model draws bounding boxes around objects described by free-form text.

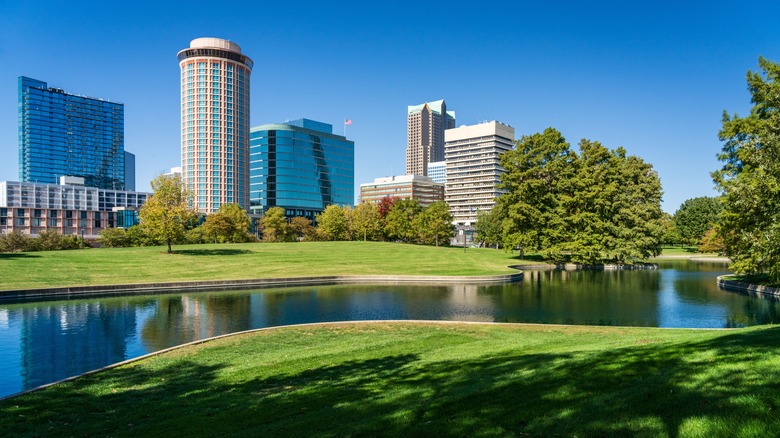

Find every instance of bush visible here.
[99,228,132,248]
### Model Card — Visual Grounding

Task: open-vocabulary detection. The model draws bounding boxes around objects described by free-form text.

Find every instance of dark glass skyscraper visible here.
[249,119,354,219]
[18,76,125,189]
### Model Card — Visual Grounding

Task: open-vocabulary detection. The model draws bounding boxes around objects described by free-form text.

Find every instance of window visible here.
[49,210,58,218]
[48,218,58,227]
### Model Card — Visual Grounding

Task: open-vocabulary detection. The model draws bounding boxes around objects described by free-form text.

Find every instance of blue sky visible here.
[1,1,779,213]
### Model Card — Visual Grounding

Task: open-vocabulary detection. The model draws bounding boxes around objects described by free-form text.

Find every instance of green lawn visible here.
[2,322,779,437]
[0,241,528,290]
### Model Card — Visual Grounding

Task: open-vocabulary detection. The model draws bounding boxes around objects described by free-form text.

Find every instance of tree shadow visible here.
[3,326,780,436]
[176,249,253,256]
[0,252,40,259]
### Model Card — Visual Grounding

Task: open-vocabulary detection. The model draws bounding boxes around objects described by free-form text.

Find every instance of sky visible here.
[1,1,779,213]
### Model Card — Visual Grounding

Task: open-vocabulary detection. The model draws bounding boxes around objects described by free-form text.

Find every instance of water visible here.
[0,259,776,399]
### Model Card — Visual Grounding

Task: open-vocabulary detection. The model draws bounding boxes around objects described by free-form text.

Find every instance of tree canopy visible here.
[673,197,723,245]
[139,174,196,253]
[713,56,780,281]
[202,203,251,243]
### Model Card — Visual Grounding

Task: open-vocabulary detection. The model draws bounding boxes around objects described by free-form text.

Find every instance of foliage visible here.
[139,174,196,253]
[698,227,726,254]
[383,198,423,243]
[98,228,132,248]
[475,209,503,249]
[673,196,723,245]
[289,216,315,241]
[202,203,251,243]
[497,128,663,264]
[0,231,34,252]
[351,202,382,242]
[316,205,351,241]
[126,225,159,247]
[659,213,683,246]
[183,225,207,244]
[259,207,290,242]
[413,201,454,246]
[713,57,780,281]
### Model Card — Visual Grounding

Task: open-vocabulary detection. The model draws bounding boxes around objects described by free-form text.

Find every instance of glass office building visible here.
[124,151,135,191]
[249,119,354,220]
[18,76,125,190]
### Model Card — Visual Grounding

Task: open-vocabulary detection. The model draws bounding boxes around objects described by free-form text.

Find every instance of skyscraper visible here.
[405,99,455,176]
[177,37,253,213]
[18,76,125,189]
[124,151,135,191]
[445,121,514,225]
[249,119,354,220]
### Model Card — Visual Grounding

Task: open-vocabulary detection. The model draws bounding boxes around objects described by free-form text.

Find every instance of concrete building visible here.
[18,76,127,190]
[445,121,514,226]
[359,175,444,207]
[0,178,150,238]
[249,119,354,220]
[178,37,253,213]
[427,161,446,185]
[405,100,455,176]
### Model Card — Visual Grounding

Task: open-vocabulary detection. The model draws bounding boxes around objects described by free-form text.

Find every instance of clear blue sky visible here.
[1,0,779,213]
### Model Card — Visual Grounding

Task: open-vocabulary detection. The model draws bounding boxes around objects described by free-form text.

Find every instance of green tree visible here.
[659,213,683,246]
[0,230,34,252]
[713,57,780,281]
[98,228,132,248]
[384,199,422,243]
[126,225,158,246]
[351,202,381,241]
[139,174,196,254]
[475,208,503,249]
[413,201,454,246]
[698,227,726,254]
[260,207,290,242]
[289,216,315,241]
[202,203,250,243]
[673,197,723,245]
[316,204,351,241]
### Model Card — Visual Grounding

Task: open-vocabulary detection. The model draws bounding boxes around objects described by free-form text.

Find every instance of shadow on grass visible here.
[176,249,254,256]
[3,327,780,436]
[0,252,41,259]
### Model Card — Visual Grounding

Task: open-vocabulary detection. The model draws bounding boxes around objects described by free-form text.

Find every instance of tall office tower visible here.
[124,151,135,191]
[427,161,446,185]
[405,99,455,176]
[177,37,253,213]
[445,121,514,226]
[249,119,354,220]
[18,76,125,189]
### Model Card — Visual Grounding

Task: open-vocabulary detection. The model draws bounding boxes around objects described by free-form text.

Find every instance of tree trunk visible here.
[167,238,173,254]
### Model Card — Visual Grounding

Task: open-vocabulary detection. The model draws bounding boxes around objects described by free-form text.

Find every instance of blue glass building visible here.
[124,151,136,191]
[18,77,125,190]
[249,119,354,219]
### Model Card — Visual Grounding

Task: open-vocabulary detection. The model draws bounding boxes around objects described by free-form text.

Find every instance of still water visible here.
[0,260,776,398]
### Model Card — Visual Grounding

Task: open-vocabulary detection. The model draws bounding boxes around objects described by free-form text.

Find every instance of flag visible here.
[344,119,352,125]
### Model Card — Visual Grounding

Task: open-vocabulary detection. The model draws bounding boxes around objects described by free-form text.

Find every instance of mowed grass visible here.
[0,241,527,290]
[2,322,780,437]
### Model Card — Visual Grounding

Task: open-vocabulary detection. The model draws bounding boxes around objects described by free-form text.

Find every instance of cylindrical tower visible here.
[177,37,253,213]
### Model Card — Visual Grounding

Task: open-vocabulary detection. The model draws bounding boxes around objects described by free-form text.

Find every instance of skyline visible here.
[2,1,780,213]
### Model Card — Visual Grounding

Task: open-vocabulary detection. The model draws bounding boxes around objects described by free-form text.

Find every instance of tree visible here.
[413,201,454,246]
[289,216,315,241]
[260,207,290,242]
[316,204,351,241]
[99,228,132,248]
[351,202,381,241]
[698,227,726,254]
[659,213,683,246]
[673,197,723,245]
[713,57,780,281]
[384,199,422,243]
[475,208,503,249]
[202,203,251,243]
[139,174,196,254]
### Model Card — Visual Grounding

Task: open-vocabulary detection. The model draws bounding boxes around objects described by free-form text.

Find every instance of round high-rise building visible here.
[177,37,253,212]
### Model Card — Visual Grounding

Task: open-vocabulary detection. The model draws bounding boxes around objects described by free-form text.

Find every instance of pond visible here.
[0,259,776,399]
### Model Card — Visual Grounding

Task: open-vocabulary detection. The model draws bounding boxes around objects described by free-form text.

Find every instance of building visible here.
[0,178,150,238]
[406,100,455,177]
[427,161,446,185]
[177,37,253,213]
[445,121,514,226]
[249,119,354,220]
[124,151,135,191]
[359,175,444,207]
[18,76,126,190]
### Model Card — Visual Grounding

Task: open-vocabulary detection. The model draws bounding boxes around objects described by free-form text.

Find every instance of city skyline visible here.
[2,1,780,213]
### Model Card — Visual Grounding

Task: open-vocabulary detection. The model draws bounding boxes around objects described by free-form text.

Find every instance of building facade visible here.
[177,37,253,213]
[0,178,150,238]
[427,161,446,185]
[405,100,455,176]
[249,119,354,220]
[445,121,514,225]
[124,151,135,191]
[18,76,125,190]
[359,175,444,207]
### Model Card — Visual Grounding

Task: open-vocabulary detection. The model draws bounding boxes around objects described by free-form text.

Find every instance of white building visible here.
[427,161,446,185]
[444,121,515,226]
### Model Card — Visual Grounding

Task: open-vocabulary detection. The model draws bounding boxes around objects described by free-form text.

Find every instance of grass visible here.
[2,321,780,437]
[0,241,529,291]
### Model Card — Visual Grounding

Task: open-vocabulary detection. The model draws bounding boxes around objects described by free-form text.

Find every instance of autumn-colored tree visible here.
[139,174,196,253]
